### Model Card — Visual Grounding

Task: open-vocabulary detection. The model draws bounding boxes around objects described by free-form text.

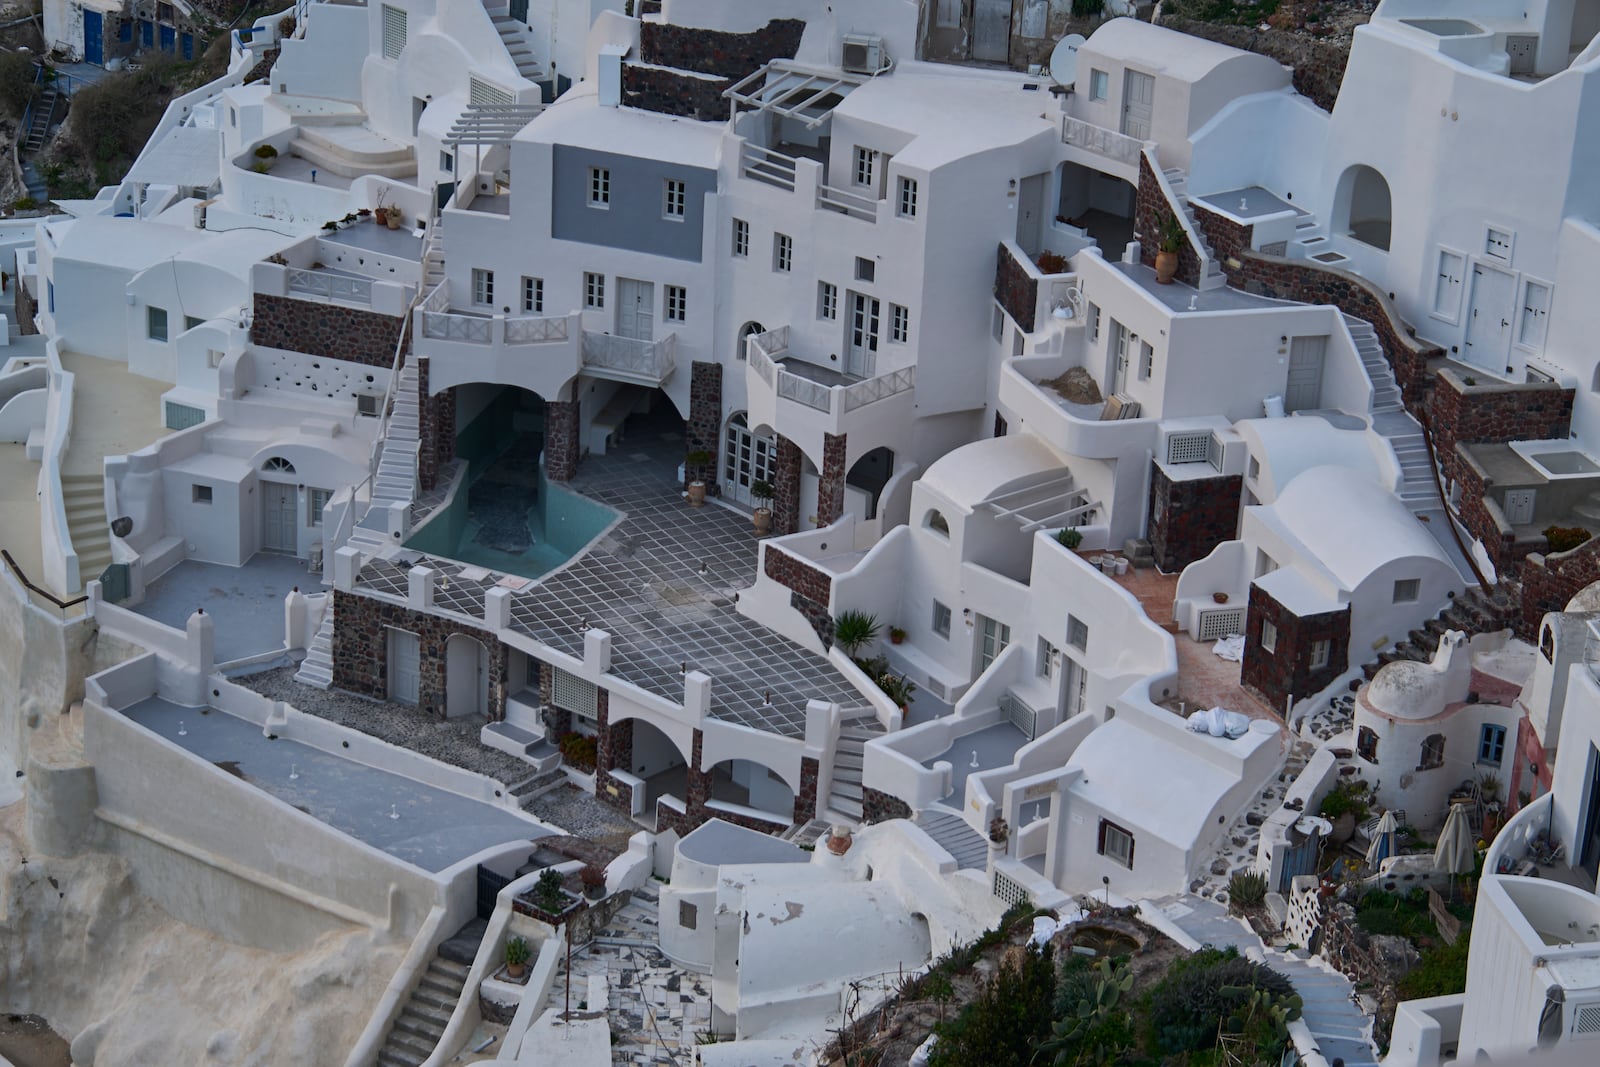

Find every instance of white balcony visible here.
[745,326,915,455]
[1060,115,1150,180]
[580,331,678,387]
[414,282,582,397]
[998,354,1159,461]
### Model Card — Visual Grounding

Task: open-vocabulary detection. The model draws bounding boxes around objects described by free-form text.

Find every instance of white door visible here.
[616,278,654,341]
[847,293,880,379]
[260,481,297,554]
[1504,488,1536,526]
[388,628,421,706]
[1122,71,1155,140]
[723,414,776,506]
[1464,263,1516,371]
[1017,174,1046,256]
[977,616,1011,674]
[973,0,1010,62]
[1061,657,1087,719]
[1109,323,1130,396]
[445,634,488,718]
[1284,336,1327,413]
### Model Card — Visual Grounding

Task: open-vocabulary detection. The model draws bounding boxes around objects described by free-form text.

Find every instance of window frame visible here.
[1393,578,1420,604]
[307,487,332,527]
[1098,818,1134,868]
[588,167,611,208]
[773,233,793,273]
[521,276,544,314]
[664,284,687,323]
[1037,636,1059,679]
[897,176,918,218]
[818,282,838,321]
[733,218,750,257]
[853,145,875,188]
[1067,615,1088,652]
[1419,733,1446,771]
[1309,638,1330,671]
[471,267,494,307]
[583,271,606,310]
[932,600,952,639]
[890,303,909,344]
[192,483,212,504]
[147,305,169,342]
[1260,618,1278,654]
[1479,723,1507,766]
[663,177,687,220]
[1089,68,1109,101]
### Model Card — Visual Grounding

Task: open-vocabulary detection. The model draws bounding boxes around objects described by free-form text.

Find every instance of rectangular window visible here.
[932,601,952,639]
[1519,280,1551,349]
[1309,639,1330,671]
[381,4,407,60]
[588,167,610,207]
[1479,723,1507,765]
[818,282,838,320]
[665,285,686,323]
[1249,456,1261,480]
[1393,578,1420,603]
[522,276,543,314]
[440,151,453,173]
[1485,227,1514,262]
[1261,619,1278,654]
[307,487,332,527]
[192,484,212,504]
[1089,69,1109,100]
[1139,339,1154,380]
[184,315,204,332]
[679,900,698,930]
[733,218,750,257]
[774,233,793,272]
[897,176,918,218]
[229,107,237,128]
[1037,637,1059,679]
[1087,302,1101,343]
[992,304,1005,342]
[853,145,874,187]
[583,272,605,309]
[1067,614,1088,652]
[890,303,909,343]
[855,256,875,283]
[147,306,169,342]
[663,178,686,219]
[1098,819,1134,868]
[471,268,494,307]
[1432,249,1466,321]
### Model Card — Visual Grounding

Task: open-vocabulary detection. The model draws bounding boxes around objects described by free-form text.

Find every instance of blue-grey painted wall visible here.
[551,145,715,262]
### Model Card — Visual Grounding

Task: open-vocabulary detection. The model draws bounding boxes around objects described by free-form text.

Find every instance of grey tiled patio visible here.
[356,418,873,738]
[132,554,316,664]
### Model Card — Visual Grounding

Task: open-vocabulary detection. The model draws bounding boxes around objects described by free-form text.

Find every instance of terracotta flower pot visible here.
[507,962,525,979]
[687,481,707,507]
[1213,592,1230,604]
[386,212,402,230]
[752,507,772,535]
[1155,250,1179,284]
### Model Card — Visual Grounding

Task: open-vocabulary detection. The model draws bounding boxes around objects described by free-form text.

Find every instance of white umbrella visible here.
[1366,810,1399,869]
[1434,802,1477,895]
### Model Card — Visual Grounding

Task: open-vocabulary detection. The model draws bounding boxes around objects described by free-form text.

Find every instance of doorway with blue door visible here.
[83,9,104,65]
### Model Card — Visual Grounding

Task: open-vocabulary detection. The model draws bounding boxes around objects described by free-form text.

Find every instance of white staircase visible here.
[825,713,884,821]
[375,358,422,508]
[62,473,111,587]
[485,5,546,83]
[1344,316,1436,512]
[293,600,336,689]
[1162,167,1228,292]
[915,805,990,870]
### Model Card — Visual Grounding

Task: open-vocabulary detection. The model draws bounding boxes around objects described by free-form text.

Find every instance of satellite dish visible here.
[1050,35,1086,87]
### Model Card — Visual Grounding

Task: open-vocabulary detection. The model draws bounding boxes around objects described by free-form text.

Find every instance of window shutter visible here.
[1097,819,1107,856]
[1126,834,1135,868]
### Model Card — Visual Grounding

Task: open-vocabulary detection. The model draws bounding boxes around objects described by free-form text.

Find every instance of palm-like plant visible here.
[834,610,881,657]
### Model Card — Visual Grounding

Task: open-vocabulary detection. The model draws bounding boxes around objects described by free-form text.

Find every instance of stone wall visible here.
[1451,445,1546,577]
[764,545,832,607]
[773,435,803,536]
[1427,368,1573,487]
[545,399,579,482]
[1189,203,1253,264]
[251,293,405,368]
[862,785,912,824]
[1240,583,1350,714]
[1519,537,1600,640]
[1146,463,1242,573]
[817,432,847,528]
[594,691,635,814]
[621,65,732,121]
[994,242,1038,333]
[1157,16,1352,113]
[330,590,508,720]
[794,756,819,825]
[1136,154,1201,287]
[639,18,805,79]
[10,254,36,335]
[686,361,722,493]
[416,359,456,493]
[790,591,833,649]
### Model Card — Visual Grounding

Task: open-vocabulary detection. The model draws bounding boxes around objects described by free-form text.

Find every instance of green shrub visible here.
[834,609,881,657]
[0,53,39,116]
[1544,525,1591,554]
[1397,925,1472,1000]
[1147,946,1295,1056]
[504,934,529,967]
[1319,779,1371,822]
[557,731,598,771]
[12,197,38,212]
[1055,527,1083,550]
[253,143,279,159]
[928,945,1056,1067]
[532,868,566,913]
[1228,871,1269,911]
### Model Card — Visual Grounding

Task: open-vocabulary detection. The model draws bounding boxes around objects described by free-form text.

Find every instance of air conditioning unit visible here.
[841,33,885,75]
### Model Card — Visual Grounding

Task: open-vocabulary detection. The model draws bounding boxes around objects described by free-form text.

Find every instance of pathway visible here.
[1151,894,1378,1067]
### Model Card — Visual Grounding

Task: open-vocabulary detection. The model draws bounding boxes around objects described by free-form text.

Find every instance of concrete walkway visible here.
[1151,894,1379,1067]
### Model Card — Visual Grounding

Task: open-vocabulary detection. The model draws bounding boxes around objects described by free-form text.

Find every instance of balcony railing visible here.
[288,268,374,305]
[749,326,914,417]
[816,182,878,223]
[581,331,677,385]
[1061,115,1149,168]
[416,283,570,347]
[740,142,799,191]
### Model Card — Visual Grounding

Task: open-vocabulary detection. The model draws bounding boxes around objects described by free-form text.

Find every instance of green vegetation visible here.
[928,944,1057,1067]
[532,869,566,914]
[1146,946,1297,1057]
[1071,0,1107,18]
[504,934,530,968]
[1318,779,1372,822]
[1544,525,1592,553]
[557,731,597,771]
[1397,929,1472,1000]
[0,53,39,117]
[1055,527,1084,550]
[68,58,182,172]
[834,609,881,657]
[1228,871,1269,911]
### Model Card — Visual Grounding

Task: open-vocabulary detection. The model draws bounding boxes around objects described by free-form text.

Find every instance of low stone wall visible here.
[1451,445,1546,577]
[1146,463,1242,573]
[251,292,405,368]
[994,242,1038,333]
[763,544,832,606]
[1519,536,1600,640]
[1428,368,1573,488]
[621,65,731,121]
[862,785,912,824]
[639,18,805,79]
[331,590,508,720]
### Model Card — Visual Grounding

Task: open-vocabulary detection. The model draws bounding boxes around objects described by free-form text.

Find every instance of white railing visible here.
[420,280,449,313]
[288,268,373,305]
[422,310,492,343]
[841,366,914,411]
[1061,116,1150,168]
[505,315,568,344]
[816,183,878,223]
[580,331,677,383]
[748,326,787,383]
[777,371,832,412]
[740,142,799,191]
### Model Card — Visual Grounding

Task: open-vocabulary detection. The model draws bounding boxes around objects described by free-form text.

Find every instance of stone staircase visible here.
[1361,585,1518,680]
[826,714,883,821]
[1347,318,1404,415]
[1162,167,1228,292]
[914,805,989,870]
[292,599,336,689]
[376,920,484,1067]
[22,86,61,155]
[486,6,546,83]
[62,473,111,587]
[1288,211,1348,267]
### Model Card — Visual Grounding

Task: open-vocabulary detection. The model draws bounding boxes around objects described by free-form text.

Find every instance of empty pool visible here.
[1401,18,1485,36]
[1527,451,1600,477]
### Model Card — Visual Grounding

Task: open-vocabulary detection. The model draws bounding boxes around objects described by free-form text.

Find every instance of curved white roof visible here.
[918,433,1067,512]
[1272,465,1449,589]
[1236,417,1392,497]
[1084,17,1279,83]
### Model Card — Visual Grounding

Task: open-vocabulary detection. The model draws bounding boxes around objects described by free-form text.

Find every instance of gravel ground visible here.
[522,782,640,843]
[238,665,534,785]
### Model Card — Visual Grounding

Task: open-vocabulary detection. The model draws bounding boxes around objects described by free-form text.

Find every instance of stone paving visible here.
[1188,739,1315,904]
[1302,692,1358,744]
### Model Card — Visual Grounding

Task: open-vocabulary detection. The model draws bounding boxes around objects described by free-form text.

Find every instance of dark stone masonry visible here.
[764,544,833,606]
[994,242,1038,333]
[794,756,820,826]
[544,399,580,482]
[1146,463,1242,573]
[686,361,722,493]
[1240,583,1351,715]
[639,18,806,79]
[331,591,508,721]
[1427,368,1573,488]
[1136,154,1202,287]
[817,432,848,529]
[862,786,913,824]
[251,292,405,367]
[1519,537,1600,641]
[773,435,803,536]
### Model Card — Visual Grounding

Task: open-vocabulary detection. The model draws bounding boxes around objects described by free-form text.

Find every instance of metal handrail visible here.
[2,548,88,614]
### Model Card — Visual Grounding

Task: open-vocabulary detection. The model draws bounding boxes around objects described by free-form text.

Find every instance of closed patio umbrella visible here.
[1366,810,1399,869]
[1434,801,1477,896]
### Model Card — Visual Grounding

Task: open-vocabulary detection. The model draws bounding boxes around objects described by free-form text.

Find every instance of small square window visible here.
[184,315,204,332]
[147,306,169,342]
[522,276,543,314]
[664,178,687,219]
[440,151,453,173]
[1089,69,1109,101]
[774,233,793,273]
[192,484,212,504]
[1098,819,1134,868]
[1309,639,1330,671]
[818,282,837,321]
[679,900,697,930]
[307,487,332,527]
[855,257,875,283]
[1067,615,1088,651]
[588,167,611,207]
[1393,579,1420,603]
[1261,619,1278,654]
[897,177,918,218]
[932,601,952,639]
[890,304,909,343]
[471,268,494,306]
[733,218,750,257]
[853,146,874,187]
[665,285,686,323]
[584,272,605,309]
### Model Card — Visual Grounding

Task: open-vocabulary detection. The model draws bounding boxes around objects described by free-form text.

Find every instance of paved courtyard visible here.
[131,554,316,664]
[356,410,872,737]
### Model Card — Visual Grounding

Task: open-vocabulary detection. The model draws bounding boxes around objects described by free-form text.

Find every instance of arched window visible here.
[1335,164,1392,251]
[1419,734,1445,771]
[737,321,765,361]
[925,509,949,537]
[262,456,295,474]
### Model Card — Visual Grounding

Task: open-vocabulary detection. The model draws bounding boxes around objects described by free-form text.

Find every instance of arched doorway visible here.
[708,758,795,824]
[445,633,488,718]
[1334,164,1392,251]
[628,716,691,819]
[736,321,765,361]
[259,455,298,554]
[724,412,777,506]
[846,447,894,521]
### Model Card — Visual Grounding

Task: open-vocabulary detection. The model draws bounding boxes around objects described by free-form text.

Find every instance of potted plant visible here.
[1055,527,1083,551]
[1155,212,1185,284]
[357,207,372,221]
[989,816,1009,847]
[750,479,775,535]
[253,143,278,172]
[504,934,530,979]
[889,626,907,645]
[684,449,714,506]
[532,868,566,916]
[579,864,606,900]
[834,610,881,658]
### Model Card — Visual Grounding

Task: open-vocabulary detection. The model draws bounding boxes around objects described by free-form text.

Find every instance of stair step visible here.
[377,1049,426,1067]
[386,1030,437,1059]
[393,1012,445,1042]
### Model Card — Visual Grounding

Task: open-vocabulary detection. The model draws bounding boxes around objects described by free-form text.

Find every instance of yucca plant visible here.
[834,609,881,657]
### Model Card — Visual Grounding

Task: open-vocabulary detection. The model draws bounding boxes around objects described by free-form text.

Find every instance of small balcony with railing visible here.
[744,326,916,451]
[1059,114,1151,180]
[579,330,678,388]
[412,281,582,397]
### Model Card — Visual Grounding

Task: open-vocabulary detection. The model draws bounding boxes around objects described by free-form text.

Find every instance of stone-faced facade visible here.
[1136,154,1202,287]
[1147,464,1243,573]
[331,590,509,720]
[250,293,405,368]
[686,361,722,493]
[994,241,1039,333]
[817,432,848,529]
[1240,583,1351,713]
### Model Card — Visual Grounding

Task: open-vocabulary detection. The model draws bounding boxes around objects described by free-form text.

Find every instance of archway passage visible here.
[708,758,795,823]
[846,447,894,521]
[1337,164,1392,251]
[1056,162,1136,253]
